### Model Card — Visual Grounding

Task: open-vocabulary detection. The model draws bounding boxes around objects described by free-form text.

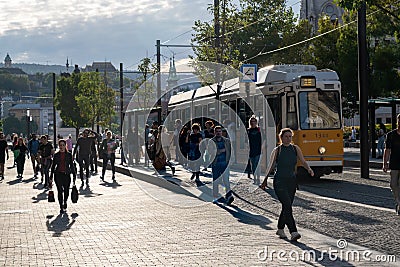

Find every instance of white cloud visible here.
[0,0,214,67]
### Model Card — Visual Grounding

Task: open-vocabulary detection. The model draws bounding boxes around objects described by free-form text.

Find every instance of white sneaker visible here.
[290,232,301,241]
[276,229,287,239]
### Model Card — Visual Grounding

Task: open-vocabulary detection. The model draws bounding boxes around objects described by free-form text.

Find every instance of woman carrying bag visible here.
[49,139,77,214]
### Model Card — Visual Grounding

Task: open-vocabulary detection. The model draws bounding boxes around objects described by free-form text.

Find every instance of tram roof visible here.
[169,65,340,105]
[169,78,241,105]
[257,65,339,85]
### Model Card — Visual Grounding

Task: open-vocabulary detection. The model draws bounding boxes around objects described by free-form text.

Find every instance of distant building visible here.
[1,53,28,78]
[83,62,117,73]
[300,0,344,32]
[7,103,58,135]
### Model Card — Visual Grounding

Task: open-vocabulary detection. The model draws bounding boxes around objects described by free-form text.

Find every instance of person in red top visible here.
[50,139,76,214]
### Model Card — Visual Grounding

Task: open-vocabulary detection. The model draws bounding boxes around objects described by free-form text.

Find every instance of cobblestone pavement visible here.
[0,154,398,266]
[233,166,400,258]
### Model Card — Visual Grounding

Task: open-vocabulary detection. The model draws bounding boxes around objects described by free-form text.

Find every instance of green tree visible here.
[336,11,359,118]
[191,0,297,68]
[76,72,116,130]
[271,19,313,64]
[3,115,22,135]
[0,72,30,95]
[134,58,158,109]
[309,16,340,69]
[55,73,87,138]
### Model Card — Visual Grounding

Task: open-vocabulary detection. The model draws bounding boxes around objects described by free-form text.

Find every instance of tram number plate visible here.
[315,133,328,138]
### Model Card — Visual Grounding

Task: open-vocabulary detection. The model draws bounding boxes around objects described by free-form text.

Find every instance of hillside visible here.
[0,63,67,74]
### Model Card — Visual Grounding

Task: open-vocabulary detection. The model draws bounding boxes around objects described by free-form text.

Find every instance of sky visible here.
[0,0,301,70]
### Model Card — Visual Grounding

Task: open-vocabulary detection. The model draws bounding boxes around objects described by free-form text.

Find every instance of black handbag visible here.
[71,185,79,203]
[48,190,55,202]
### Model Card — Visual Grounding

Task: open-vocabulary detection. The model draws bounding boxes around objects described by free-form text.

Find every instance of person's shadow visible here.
[217,204,273,231]
[46,212,78,237]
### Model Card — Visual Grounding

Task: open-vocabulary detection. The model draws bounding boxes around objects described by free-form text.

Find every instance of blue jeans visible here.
[249,154,261,184]
[212,162,230,199]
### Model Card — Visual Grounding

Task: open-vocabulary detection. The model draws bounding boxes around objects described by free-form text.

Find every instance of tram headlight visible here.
[318,146,326,155]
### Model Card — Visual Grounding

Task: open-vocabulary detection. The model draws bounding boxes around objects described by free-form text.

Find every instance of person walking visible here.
[0,132,9,180]
[187,123,204,186]
[144,124,150,166]
[383,114,400,215]
[99,131,118,182]
[127,127,141,165]
[66,134,73,152]
[73,129,99,187]
[350,126,357,141]
[49,139,77,214]
[28,134,41,178]
[153,125,175,175]
[172,119,182,163]
[247,116,264,185]
[89,132,98,174]
[377,128,385,159]
[202,120,214,172]
[38,135,54,188]
[14,137,29,179]
[11,134,18,167]
[208,126,234,205]
[260,128,314,241]
[178,126,190,167]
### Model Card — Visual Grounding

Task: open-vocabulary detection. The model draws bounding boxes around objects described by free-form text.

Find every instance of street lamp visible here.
[26,109,32,138]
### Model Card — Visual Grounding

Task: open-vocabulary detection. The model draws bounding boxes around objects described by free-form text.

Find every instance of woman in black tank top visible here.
[260,128,313,241]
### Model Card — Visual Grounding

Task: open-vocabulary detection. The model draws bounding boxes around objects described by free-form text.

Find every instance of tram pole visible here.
[156,40,162,124]
[52,73,57,148]
[358,1,369,178]
[120,63,125,165]
[214,0,221,123]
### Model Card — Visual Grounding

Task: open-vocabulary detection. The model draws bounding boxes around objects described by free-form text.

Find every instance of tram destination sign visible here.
[240,64,258,82]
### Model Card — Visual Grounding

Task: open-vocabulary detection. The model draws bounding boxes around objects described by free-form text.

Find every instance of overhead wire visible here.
[174,0,302,58]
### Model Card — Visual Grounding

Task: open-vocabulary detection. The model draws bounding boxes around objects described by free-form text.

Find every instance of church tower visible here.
[300,0,344,32]
[4,53,12,68]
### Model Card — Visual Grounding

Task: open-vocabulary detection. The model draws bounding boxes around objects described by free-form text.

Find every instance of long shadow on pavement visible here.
[99,180,122,189]
[218,204,273,231]
[299,179,394,209]
[6,177,22,185]
[78,185,103,198]
[232,187,280,214]
[46,212,78,237]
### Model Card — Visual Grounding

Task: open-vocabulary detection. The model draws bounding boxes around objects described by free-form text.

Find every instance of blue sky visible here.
[0,0,300,70]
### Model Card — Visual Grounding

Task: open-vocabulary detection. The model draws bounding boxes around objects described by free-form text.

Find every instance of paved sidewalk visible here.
[0,154,397,266]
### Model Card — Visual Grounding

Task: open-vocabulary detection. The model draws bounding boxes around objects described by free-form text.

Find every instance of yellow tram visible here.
[167,64,343,179]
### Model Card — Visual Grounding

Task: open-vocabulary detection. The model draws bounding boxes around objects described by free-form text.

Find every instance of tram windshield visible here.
[299,91,341,129]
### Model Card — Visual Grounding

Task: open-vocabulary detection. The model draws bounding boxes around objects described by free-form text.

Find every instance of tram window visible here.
[202,106,207,119]
[255,95,263,114]
[208,103,216,117]
[286,94,298,129]
[299,91,341,129]
[184,107,190,123]
[194,106,202,119]
[221,101,229,119]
